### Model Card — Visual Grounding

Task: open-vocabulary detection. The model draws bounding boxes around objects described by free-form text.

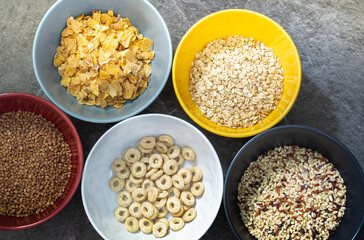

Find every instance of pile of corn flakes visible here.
[53,10,155,108]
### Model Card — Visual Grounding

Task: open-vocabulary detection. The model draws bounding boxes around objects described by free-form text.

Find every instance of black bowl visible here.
[224,125,364,240]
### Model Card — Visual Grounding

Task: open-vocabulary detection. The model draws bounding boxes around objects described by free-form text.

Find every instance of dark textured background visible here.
[0,0,363,239]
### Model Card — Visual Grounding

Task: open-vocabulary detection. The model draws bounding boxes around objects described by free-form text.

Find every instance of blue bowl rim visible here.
[223,124,364,240]
[32,0,172,123]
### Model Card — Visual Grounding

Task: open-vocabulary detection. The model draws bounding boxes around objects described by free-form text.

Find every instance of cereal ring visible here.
[182,147,196,161]
[153,222,167,238]
[142,179,155,190]
[183,208,197,222]
[172,174,185,190]
[125,179,140,193]
[149,204,158,220]
[141,201,155,219]
[124,148,141,164]
[139,144,154,154]
[131,161,147,178]
[158,135,174,147]
[191,182,205,197]
[139,217,154,234]
[149,154,163,168]
[145,168,157,178]
[183,204,192,211]
[155,141,168,154]
[157,206,168,218]
[125,217,139,233]
[147,187,159,202]
[167,145,181,159]
[177,168,192,184]
[156,218,169,229]
[163,160,179,175]
[111,158,126,172]
[176,153,185,166]
[140,136,156,149]
[115,167,130,179]
[108,176,125,191]
[129,202,142,218]
[140,156,150,164]
[153,197,167,209]
[150,170,164,181]
[117,191,133,208]
[167,197,181,214]
[160,154,169,163]
[180,191,195,206]
[170,204,184,217]
[190,166,203,182]
[129,174,143,184]
[169,217,185,231]
[132,188,147,202]
[158,190,169,199]
[168,187,181,198]
[156,175,173,190]
[114,206,129,222]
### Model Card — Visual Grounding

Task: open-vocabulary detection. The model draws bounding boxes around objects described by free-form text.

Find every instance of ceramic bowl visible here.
[82,114,223,240]
[224,125,364,239]
[33,0,172,123]
[0,92,83,230]
[173,9,301,138]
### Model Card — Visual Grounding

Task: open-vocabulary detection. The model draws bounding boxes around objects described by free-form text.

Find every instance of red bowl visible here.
[0,92,83,230]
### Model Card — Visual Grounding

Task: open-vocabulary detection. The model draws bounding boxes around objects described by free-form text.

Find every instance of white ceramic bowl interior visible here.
[33,0,172,123]
[81,114,223,240]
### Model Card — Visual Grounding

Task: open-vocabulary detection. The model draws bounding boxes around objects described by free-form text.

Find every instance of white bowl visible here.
[81,114,223,240]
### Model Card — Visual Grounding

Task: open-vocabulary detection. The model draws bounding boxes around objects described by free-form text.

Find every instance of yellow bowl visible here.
[172,9,301,138]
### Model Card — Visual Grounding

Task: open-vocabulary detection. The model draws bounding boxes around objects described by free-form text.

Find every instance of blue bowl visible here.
[224,125,364,240]
[33,0,172,123]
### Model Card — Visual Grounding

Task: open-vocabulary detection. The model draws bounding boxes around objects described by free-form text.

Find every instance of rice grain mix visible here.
[0,111,72,217]
[190,35,284,129]
[238,145,346,240]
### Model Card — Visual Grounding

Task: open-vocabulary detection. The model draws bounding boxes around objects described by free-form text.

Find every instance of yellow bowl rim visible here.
[172,9,302,138]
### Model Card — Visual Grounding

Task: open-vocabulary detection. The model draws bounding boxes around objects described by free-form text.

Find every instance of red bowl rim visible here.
[0,92,84,230]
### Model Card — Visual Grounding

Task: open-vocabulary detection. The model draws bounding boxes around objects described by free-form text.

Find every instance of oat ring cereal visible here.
[183,208,197,222]
[156,218,169,229]
[140,136,156,149]
[169,217,185,231]
[111,158,126,172]
[157,206,168,218]
[181,191,195,206]
[163,160,179,175]
[141,201,154,219]
[156,175,173,190]
[167,145,181,159]
[114,206,129,222]
[132,188,147,202]
[168,187,181,198]
[166,197,181,214]
[129,202,142,218]
[153,222,168,238]
[182,147,196,161]
[149,154,163,168]
[170,204,185,217]
[177,168,192,184]
[172,174,185,190]
[129,174,143,184]
[191,181,205,197]
[176,153,185,166]
[158,190,169,199]
[147,187,159,202]
[117,191,133,208]
[190,166,203,182]
[115,166,130,179]
[158,135,174,147]
[155,142,168,154]
[125,217,139,233]
[142,179,155,190]
[150,169,164,181]
[139,217,154,233]
[124,148,141,163]
[125,179,140,193]
[108,176,125,192]
[131,161,147,178]
[153,197,167,209]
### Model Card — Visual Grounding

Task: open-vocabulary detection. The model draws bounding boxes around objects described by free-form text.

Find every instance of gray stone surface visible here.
[0,0,363,239]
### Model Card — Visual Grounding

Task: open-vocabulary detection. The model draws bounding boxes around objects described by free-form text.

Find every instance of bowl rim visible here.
[172,9,302,138]
[223,124,364,240]
[32,0,173,123]
[0,92,84,230]
[81,113,224,240]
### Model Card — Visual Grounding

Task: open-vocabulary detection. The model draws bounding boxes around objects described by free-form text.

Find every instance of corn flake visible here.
[53,10,155,108]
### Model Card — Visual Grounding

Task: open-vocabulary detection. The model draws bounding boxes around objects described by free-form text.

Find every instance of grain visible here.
[238,146,346,240]
[190,35,284,128]
[0,111,72,217]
